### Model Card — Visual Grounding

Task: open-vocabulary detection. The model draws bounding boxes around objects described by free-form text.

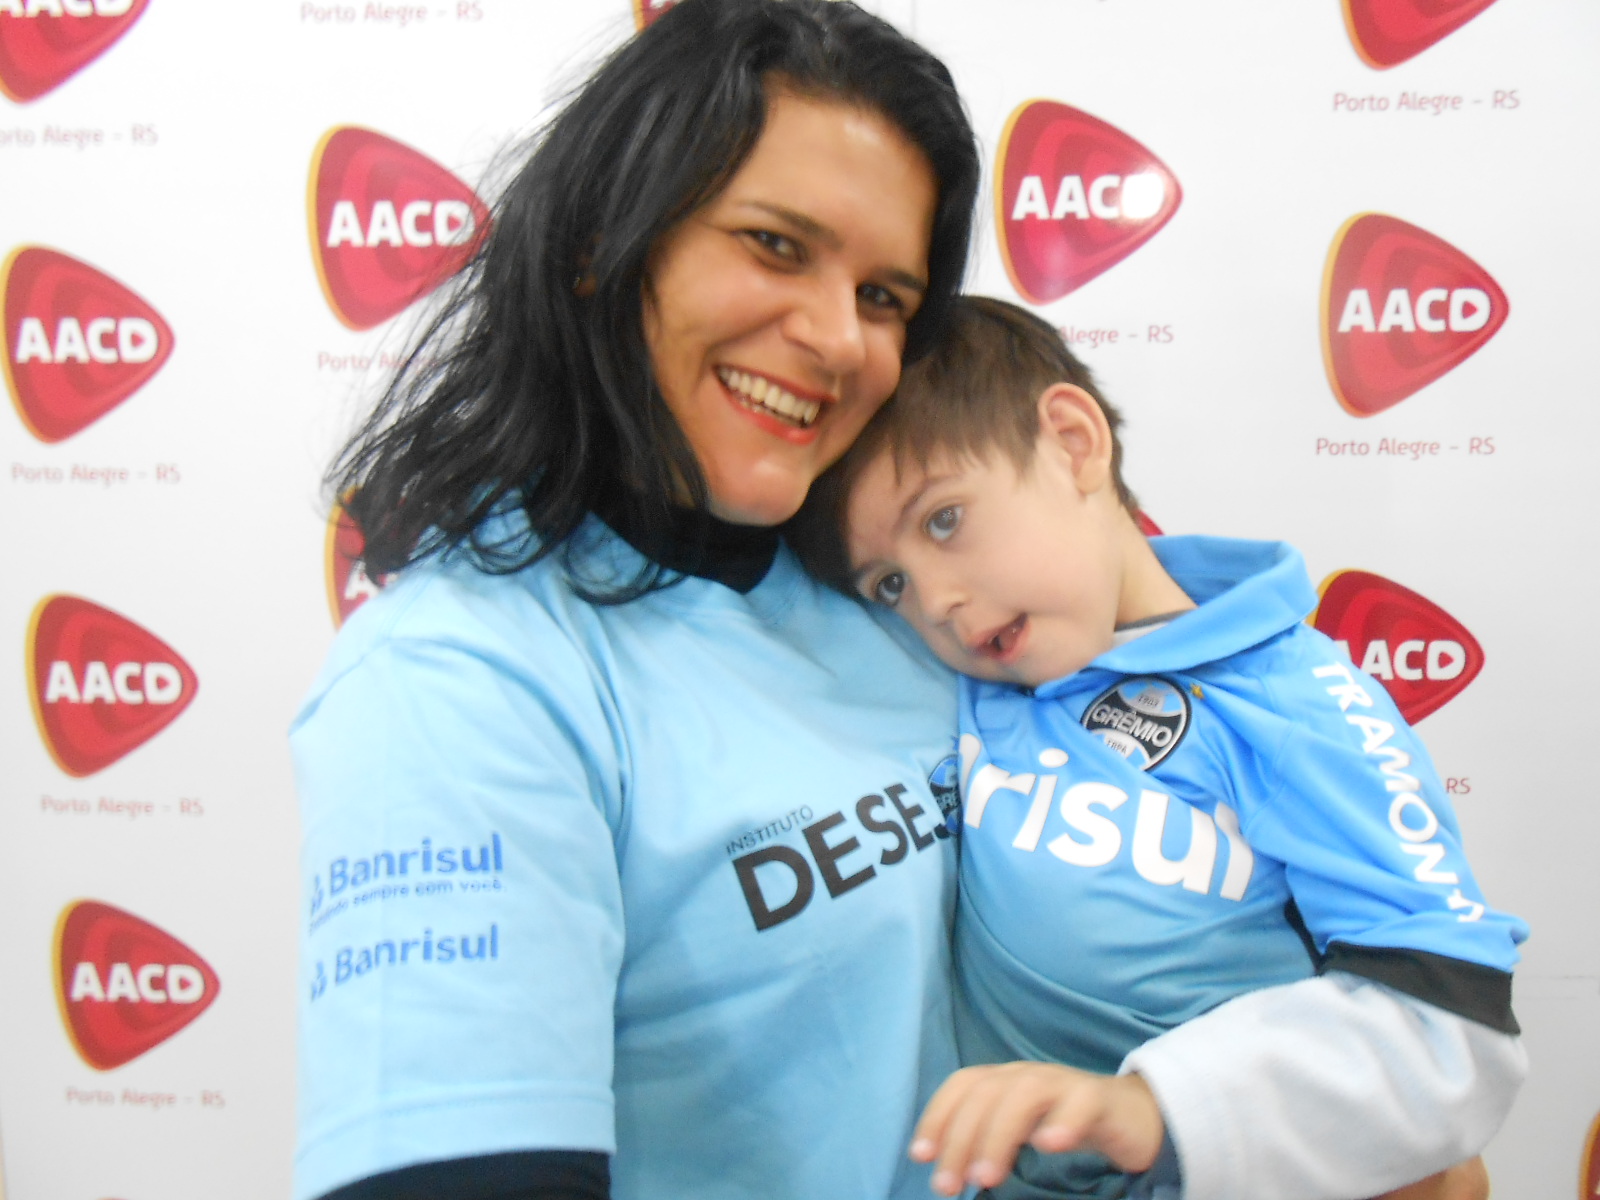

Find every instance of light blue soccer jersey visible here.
[292,518,963,1200]
[954,537,1526,1195]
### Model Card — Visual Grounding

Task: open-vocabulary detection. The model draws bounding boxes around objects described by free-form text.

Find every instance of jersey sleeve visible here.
[1213,644,1526,986]
[1122,972,1527,1200]
[291,578,627,1200]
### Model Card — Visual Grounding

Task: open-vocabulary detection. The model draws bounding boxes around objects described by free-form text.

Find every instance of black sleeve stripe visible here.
[1322,942,1520,1036]
[1280,898,1520,1035]
[317,1150,610,1200]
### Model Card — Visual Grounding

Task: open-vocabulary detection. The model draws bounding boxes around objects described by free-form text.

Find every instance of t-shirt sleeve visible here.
[1218,644,1526,980]
[291,586,626,1200]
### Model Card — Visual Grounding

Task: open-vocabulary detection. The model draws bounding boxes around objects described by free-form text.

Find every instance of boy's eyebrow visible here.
[740,201,928,294]
[892,473,954,534]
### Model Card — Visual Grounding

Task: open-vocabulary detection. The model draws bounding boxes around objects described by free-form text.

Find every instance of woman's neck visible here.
[594,490,780,594]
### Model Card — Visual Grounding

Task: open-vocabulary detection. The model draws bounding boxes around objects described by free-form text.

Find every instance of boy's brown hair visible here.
[789,294,1136,595]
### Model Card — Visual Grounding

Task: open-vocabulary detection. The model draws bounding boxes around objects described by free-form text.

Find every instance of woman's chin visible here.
[706,485,806,528]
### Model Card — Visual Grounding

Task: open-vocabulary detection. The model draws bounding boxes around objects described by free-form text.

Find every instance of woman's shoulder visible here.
[299,525,613,721]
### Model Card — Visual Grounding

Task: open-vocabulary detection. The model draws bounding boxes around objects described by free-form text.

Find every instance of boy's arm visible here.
[1119,971,1526,1200]
[909,977,1511,1200]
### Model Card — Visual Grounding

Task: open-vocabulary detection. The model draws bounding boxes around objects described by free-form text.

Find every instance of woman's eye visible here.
[857,283,906,315]
[925,506,961,541]
[871,572,906,607]
[746,229,802,263]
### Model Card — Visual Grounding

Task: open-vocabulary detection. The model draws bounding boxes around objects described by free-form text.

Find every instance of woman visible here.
[293,3,1489,1199]
[295,4,979,1199]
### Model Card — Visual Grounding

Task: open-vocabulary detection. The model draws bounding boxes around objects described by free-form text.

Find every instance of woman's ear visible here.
[1037,383,1113,493]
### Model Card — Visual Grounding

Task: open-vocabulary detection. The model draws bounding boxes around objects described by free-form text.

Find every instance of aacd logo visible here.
[0,0,147,103]
[309,126,490,330]
[1311,570,1483,724]
[633,0,674,29]
[1581,1107,1600,1200]
[1321,213,1506,418]
[3,246,173,442]
[55,900,219,1070]
[996,101,1180,305]
[27,594,198,776]
[326,498,388,627]
[1343,0,1501,70]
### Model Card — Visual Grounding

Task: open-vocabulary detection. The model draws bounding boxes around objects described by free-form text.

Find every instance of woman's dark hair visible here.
[331,0,979,599]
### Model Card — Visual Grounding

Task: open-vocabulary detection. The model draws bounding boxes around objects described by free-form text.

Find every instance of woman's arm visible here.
[293,575,626,1200]
[317,1150,610,1200]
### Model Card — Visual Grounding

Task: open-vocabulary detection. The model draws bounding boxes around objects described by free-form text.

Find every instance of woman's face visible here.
[643,89,938,526]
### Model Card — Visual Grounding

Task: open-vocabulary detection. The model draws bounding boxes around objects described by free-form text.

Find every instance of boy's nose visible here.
[922,572,968,627]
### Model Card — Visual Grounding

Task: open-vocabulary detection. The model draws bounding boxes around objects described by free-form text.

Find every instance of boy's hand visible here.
[1373,1158,1489,1200]
[909,1062,1164,1196]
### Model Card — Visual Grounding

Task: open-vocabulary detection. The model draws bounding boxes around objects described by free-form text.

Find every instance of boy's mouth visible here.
[716,366,824,429]
[973,616,1027,662]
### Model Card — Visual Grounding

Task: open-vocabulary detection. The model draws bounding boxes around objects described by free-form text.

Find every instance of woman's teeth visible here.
[717,367,822,428]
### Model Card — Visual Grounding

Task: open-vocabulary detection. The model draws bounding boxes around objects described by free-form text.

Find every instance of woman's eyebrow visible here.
[740,201,927,294]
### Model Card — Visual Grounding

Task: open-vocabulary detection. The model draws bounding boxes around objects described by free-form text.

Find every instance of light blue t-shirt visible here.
[954,536,1527,1199]
[292,519,962,1200]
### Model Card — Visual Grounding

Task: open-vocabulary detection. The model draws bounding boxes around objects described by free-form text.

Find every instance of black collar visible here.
[594,494,780,594]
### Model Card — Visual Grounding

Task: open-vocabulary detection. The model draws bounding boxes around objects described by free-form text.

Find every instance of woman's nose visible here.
[785,274,867,375]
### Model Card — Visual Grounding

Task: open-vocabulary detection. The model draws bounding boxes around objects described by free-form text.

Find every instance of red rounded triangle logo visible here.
[1311,570,1484,724]
[1581,1108,1600,1200]
[325,498,388,627]
[308,126,491,330]
[0,0,148,103]
[54,900,219,1070]
[1342,0,1501,69]
[633,0,675,29]
[3,246,174,442]
[1320,213,1507,418]
[27,594,199,777]
[996,100,1181,304]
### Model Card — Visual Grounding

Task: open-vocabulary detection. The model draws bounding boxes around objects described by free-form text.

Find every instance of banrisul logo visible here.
[325,497,387,627]
[1081,677,1190,771]
[3,246,173,442]
[0,0,147,103]
[27,594,198,776]
[632,0,674,29]
[55,900,219,1070]
[1343,0,1501,69]
[308,126,490,330]
[996,100,1180,304]
[1311,570,1483,724]
[1321,214,1506,418]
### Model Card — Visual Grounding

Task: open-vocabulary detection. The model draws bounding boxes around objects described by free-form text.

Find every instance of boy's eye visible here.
[925,506,961,542]
[871,572,906,607]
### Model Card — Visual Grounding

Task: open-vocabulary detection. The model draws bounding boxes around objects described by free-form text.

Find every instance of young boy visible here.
[792,296,1527,1200]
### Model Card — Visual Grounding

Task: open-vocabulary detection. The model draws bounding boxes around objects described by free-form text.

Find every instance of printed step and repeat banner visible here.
[2,1,1597,1197]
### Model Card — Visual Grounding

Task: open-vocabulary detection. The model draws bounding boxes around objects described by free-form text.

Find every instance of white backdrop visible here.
[2,2,1596,1197]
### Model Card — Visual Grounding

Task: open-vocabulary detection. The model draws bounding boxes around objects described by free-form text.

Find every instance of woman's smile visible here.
[715,365,829,434]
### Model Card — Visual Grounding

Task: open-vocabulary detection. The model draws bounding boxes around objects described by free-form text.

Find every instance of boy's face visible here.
[845,431,1125,687]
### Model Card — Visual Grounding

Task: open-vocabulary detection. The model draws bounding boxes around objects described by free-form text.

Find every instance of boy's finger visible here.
[911,1067,987,1162]
[1029,1077,1106,1154]
[929,1072,1010,1195]
[965,1073,1082,1187]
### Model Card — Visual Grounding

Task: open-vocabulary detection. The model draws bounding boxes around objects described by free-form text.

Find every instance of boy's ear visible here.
[1037,383,1113,493]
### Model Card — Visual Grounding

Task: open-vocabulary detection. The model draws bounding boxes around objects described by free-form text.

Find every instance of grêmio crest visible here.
[1081,676,1190,771]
